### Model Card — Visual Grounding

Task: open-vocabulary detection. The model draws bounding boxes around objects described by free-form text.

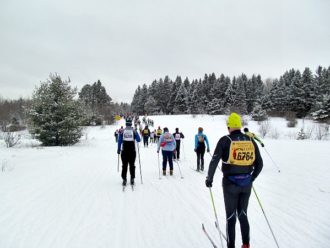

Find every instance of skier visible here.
[142,125,151,147]
[119,126,124,134]
[150,130,155,143]
[156,126,162,143]
[157,127,176,176]
[117,118,141,186]
[173,127,184,160]
[243,128,265,147]
[114,129,119,143]
[205,113,263,248]
[194,127,210,171]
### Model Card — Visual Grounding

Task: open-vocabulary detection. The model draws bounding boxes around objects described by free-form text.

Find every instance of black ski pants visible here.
[222,178,252,248]
[196,146,205,170]
[174,140,181,159]
[143,136,149,147]
[162,150,174,171]
[121,151,136,180]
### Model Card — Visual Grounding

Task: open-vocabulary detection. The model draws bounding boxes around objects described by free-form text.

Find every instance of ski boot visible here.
[122,179,127,186]
[130,178,134,185]
[170,170,173,176]
[241,244,250,248]
[163,170,166,176]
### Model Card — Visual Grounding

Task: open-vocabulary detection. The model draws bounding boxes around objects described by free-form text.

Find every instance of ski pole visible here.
[209,188,225,248]
[174,159,184,179]
[253,186,280,248]
[137,142,143,184]
[263,147,281,173]
[182,140,186,160]
[157,152,161,179]
[117,154,120,173]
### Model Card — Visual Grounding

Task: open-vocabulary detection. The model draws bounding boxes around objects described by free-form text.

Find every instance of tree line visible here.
[131,66,330,122]
[0,74,130,146]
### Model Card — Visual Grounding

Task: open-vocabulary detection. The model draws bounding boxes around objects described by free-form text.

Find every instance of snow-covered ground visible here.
[0,115,330,248]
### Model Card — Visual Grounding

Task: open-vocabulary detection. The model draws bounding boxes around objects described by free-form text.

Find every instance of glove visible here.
[194,148,197,152]
[261,143,265,147]
[117,150,121,154]
[157,150,159,153]
[205,178,213,188]
[207,148,210,153]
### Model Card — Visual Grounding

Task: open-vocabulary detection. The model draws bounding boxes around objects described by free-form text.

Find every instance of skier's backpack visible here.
[164,132,173,142]
[143,129,149,135]
[198,134,205,143]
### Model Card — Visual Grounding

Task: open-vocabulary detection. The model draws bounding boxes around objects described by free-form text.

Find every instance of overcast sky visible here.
[0,0,329,103]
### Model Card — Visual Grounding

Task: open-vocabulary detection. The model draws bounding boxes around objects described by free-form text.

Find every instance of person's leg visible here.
[201,149,205,171]
[121,153,129,182]
[238,185,252,246]
[223,179,240,248]
[176,141,181,159]
[162,150,168,172]
[168,151,173,172]
[128,151,136,181]
[196,151,201,170]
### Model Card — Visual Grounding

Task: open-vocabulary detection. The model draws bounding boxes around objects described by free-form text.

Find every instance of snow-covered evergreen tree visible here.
[79,80,112,125]
[173,83,188,114]
[312,94,330,123]
[230,74,248,114]
[167,76,182,114]
[29,74,83,146]
[251,101,268,121]
[144,96,159,115]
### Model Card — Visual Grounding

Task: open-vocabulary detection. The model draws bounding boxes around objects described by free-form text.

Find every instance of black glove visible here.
[207,148,210,153]
[261,143,265,147]
[117,150,121,154]
[205,178,213,188]
[194,148,197,152]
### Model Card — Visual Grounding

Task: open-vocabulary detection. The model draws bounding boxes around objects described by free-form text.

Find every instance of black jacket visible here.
[207,130,263,182]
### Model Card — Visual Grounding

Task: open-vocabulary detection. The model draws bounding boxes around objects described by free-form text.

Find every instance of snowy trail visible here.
[1,115,330,248]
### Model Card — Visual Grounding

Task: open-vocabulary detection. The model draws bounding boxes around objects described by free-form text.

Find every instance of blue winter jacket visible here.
[157,132,176,152]
[195,132,210,150]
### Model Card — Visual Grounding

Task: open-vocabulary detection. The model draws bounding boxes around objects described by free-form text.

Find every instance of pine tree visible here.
[167,76,182,114]
[29,74,83,146]
[251,100,268,121]
[173,83,188,114]
[312,94,330,123]
[301,67,315,116]
[79,80,112,125]
[144,96,159,115]
[230,74,248,114]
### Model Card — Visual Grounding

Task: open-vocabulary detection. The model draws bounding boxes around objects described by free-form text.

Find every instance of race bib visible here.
[175,133,181,140]
[123,129,134,141]
[227,141,255,166]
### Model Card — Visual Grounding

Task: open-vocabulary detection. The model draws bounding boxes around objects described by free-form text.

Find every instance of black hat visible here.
[163,127,169,132]
[243,127,249,132]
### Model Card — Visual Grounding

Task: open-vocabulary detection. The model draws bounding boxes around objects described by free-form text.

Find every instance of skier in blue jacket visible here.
[194,127,210,171]
[157,127,176,176]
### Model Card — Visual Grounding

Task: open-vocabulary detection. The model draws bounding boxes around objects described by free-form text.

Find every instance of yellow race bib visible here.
[227,141,255,166]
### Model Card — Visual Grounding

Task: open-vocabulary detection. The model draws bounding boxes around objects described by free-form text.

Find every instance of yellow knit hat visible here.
[227,112,242,128]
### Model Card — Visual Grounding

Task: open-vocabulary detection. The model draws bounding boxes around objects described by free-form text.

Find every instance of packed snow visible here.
[1,115,330,248]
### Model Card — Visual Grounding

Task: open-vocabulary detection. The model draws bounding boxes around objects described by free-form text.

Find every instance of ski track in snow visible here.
[1,115,330,248]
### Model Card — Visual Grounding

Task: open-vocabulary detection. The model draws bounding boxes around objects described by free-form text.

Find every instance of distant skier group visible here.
[116,113,266,248]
